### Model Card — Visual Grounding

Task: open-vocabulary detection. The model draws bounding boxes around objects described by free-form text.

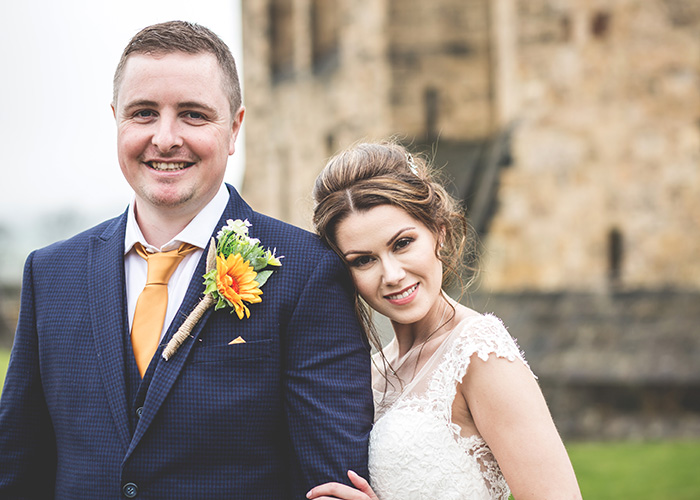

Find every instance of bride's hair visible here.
[312,140,474,354]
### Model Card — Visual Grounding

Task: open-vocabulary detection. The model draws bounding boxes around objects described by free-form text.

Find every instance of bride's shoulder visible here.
[451,305,508,335]
[447,306,523,361]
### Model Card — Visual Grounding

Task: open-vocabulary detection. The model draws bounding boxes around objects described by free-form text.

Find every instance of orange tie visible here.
[131,242,199,376]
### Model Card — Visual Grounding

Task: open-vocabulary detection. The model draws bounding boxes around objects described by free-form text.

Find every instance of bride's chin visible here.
[386,311,426,328]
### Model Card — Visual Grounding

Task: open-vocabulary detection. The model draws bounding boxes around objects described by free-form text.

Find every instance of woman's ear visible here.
[439,225,447,249]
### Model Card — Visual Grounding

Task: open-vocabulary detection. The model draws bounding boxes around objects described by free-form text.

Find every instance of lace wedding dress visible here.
[368,314,533,500]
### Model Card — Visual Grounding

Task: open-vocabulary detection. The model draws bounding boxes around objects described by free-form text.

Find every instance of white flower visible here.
[217,218,252,239]
[229,218,251,236]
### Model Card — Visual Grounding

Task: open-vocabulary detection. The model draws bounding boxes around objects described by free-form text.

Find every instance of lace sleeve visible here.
[429,314,536,400]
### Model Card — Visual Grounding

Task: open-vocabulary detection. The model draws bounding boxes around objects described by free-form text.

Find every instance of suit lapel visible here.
[127,186,254,455]
[87,212,132,450]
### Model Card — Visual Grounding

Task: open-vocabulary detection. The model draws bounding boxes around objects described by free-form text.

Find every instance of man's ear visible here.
[228,106,245,155]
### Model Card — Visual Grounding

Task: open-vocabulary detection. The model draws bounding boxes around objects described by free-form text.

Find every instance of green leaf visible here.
[251,256,268,271]
[204,281,218,295]
[256,270,273,287]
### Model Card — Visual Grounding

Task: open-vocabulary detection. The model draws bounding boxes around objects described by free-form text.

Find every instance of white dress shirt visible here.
[124,183,230,341]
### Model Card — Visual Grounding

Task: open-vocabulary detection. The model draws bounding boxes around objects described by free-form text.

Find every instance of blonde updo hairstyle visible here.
[312,141,471,351]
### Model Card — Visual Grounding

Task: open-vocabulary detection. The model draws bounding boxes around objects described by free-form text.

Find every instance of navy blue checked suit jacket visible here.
[0,185,373,499]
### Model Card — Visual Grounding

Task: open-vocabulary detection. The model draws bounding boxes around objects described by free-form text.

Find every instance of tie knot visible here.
[134,242,199,285]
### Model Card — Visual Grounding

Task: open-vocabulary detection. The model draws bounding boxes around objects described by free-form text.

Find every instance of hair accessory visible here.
[406,153,419,175]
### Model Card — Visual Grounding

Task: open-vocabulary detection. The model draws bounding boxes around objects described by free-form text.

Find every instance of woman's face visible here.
[335,204,444,327]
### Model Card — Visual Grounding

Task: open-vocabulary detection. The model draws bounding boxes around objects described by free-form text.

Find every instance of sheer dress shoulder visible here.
[368,314,534,500]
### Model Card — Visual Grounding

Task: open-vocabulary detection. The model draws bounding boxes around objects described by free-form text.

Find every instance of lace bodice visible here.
[368,314,533,500]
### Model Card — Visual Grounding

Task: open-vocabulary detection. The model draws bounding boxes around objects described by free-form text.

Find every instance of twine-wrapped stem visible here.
[162,238,217,361]
[162,294,215,360]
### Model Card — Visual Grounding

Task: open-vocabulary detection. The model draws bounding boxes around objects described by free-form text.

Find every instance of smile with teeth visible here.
[146,161,194,171]
[385,283,419,301]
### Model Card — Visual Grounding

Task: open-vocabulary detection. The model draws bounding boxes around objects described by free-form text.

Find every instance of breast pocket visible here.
[187,338,274,365]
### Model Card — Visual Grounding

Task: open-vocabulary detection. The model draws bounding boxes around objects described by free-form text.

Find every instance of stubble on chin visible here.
[137,179,198,211]
[148,190,196,209]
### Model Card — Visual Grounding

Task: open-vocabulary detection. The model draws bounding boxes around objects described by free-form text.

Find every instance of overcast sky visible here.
[0,0,244,281]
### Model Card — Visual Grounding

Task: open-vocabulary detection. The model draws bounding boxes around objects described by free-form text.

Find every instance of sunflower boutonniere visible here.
[162,219,282,361]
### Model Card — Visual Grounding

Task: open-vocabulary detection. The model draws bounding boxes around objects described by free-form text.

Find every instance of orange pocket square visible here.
[229,336,246,345]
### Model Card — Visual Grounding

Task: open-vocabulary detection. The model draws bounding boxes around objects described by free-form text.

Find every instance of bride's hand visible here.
[306,470,379,500]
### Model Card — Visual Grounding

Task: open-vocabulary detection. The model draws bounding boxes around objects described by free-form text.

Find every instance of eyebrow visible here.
[121,100,219,117]
[386,227,415,246]
[342,226,415,258]
[176,101,219,116]
[121,99,159,113]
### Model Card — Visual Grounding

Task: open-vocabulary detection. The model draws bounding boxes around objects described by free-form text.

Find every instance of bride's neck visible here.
[392,294,454,357]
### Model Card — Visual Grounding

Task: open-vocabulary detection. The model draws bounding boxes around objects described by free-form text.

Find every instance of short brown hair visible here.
[112,21,242,117]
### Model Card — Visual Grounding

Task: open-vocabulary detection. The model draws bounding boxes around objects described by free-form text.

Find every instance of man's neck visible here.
[133,201,203,248]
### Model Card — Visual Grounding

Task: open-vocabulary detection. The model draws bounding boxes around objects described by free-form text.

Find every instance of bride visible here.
[307,142,581,500]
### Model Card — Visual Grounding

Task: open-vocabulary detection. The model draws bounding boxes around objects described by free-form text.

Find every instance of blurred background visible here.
[1,0,699,497]
[0,0,245,284]
[240,0,700,443]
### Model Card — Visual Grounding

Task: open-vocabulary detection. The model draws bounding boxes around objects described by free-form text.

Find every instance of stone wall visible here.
[241,0,497,227]
[241,0,700,292]
[241,0,393,228]
[386,0,494,140]
[482,0,700,292]
[468,290,700,439]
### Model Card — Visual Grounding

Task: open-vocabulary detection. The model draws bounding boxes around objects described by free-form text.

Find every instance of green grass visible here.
[0,350,699,500]
[0,348,9,394]
[568,440,700,499]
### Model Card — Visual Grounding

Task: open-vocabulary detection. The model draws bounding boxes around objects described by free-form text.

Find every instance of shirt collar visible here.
[124,183,230,255]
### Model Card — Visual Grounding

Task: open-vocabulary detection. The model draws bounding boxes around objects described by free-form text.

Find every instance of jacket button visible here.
[123,482,138,498]
[135,407,143,418]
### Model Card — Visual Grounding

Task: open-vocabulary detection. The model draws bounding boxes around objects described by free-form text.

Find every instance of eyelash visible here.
[394,237,413,250]
[184,111,206,120]
[349,255,373,268]
[131,111,207,120]
[347,237,414,268]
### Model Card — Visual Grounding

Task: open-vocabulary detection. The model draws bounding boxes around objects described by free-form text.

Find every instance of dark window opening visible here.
[269,0,295,81]
[325,133,336,156]
[608,227,623,285]
[424,87,439,142]
[591,11,611,38]
[560,14,572,42]
[311,0,340,74]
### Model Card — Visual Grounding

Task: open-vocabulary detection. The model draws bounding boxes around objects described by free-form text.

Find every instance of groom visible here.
[0,21,373,499]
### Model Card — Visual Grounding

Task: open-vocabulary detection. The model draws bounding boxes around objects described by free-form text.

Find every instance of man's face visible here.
[113,52,244,219]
